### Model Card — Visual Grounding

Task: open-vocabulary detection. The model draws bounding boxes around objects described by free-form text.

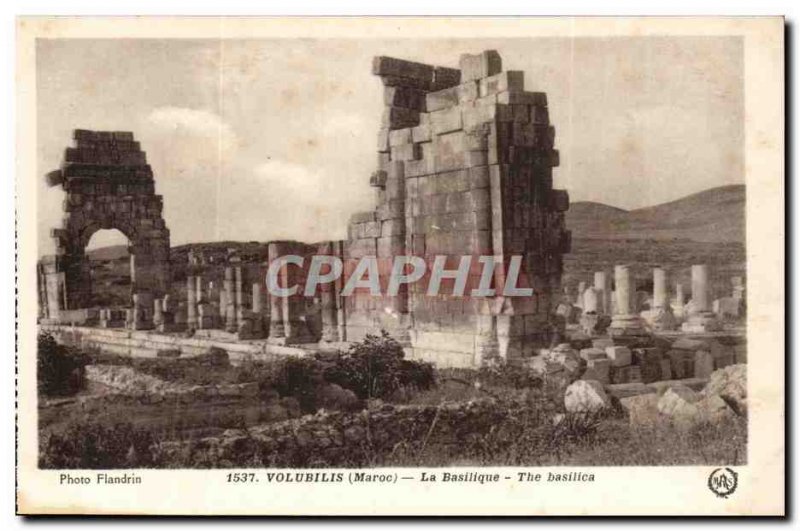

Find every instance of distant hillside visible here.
[87,244,129,261]
[566,185,745,243]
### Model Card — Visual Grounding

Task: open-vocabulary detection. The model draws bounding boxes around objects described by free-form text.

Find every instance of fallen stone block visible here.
[659,358,672,381]
[592,338,614,350]
[702,364,747,417]
[619,393,661,426]
[564,379,611,413]
[605,382,655,399]
[632,347,663,384]
[610,365,632,384]
[733,343,747,364]
[671,337,706,351]
[666,349,695,379]
[657,384,701,417]
[579,347,607,361]
[605,346,632,367]
[694,350,715,379]
[647,378,708,395]
[658,385,735,428]
[582,358,610,384]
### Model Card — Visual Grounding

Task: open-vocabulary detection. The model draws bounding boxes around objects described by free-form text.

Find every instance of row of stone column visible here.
[183,267,267,338]
[573,264,721,335]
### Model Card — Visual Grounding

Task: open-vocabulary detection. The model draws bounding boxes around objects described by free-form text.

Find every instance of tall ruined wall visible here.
[40,130,171,316]
[344,51,571,367]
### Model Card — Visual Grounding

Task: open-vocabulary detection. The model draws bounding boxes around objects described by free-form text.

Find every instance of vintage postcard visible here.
[15,17,784,515]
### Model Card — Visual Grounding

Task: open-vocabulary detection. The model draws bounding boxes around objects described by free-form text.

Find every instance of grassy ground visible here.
[377,415,746,467]
[380,376,747,467]
[39,345,746,468]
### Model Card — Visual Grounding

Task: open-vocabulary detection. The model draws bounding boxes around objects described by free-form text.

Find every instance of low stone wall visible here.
[155,399,519,467]
[84,364,260,402]
[40,324,314,363]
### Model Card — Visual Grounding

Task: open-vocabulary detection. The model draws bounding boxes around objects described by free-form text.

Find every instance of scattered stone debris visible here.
[564,380,611,413]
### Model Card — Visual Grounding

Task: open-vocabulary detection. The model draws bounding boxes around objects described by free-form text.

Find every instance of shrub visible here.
[37,332,87,396]
[475,361,543,390]
[39,422,159,468]
[322,331,435,399]
[264,356,325,411]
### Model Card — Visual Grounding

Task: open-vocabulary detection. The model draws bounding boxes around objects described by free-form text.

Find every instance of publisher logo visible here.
[708,468,738,498]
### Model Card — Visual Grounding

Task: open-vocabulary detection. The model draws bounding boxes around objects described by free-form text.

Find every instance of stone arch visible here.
[41,129,171,312]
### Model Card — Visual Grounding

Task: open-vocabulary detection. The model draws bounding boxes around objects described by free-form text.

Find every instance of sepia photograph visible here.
[15,16,784,515]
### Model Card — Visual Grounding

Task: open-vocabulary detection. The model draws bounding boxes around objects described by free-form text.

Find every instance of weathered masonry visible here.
[37,51,571,369]
[340,51,570,366]
[38,130,171,322]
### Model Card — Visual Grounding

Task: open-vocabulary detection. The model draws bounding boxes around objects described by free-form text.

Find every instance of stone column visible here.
[252,282,263,313]
[224,267,237,332]
[608,264,645,336]
[186,277,197,329]
[731,276,745,300]
[653,268,668,309]
[593,271,612,314]
[682,264,721,332]
[317,242,340,342]
[219,289,228,325]
[581,288,597,313]
[691,264,711,312]
[575,281,586,308]
[153,298,164,327]
[132,292,154,330]
[281,246,313,344]
[235,267,244,321]
[251,282,265,337]
[647,267,676,331]
[614,265,632,315]
[267,243,285,340]
[195,276,204,304]
[675,282,685,307]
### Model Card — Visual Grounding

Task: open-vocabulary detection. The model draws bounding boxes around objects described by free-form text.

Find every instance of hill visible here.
[566,185,745,243]
[87,244,129,261]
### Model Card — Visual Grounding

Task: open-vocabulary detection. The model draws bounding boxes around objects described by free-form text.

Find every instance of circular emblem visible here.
[708,467,738,498]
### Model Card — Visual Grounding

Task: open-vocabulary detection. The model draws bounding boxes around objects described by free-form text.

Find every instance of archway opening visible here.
[85,229,132,308]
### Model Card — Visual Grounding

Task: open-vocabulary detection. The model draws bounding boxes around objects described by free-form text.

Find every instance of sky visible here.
[35,36,743,254]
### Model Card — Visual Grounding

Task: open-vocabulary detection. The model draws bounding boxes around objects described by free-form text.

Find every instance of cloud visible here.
[255,159,320,185]
[148,106,230,136]
[320,111,372,140]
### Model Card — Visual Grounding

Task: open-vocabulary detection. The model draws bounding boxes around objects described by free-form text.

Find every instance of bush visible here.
[39,422,159,468]
[475,362,543,390]
[37,332,87,396]
[322,331,435,400]
[262,356,325,412]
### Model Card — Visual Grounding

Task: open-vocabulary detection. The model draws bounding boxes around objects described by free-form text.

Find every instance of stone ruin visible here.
[338,51,570,366]
[38,130,170,325]
[38,50,572,368]
[559,262,746,338]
